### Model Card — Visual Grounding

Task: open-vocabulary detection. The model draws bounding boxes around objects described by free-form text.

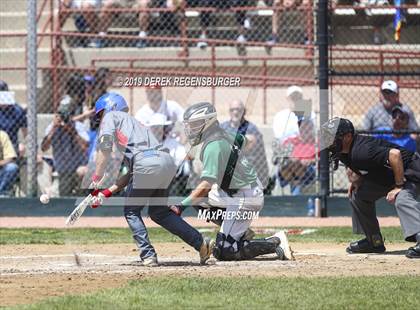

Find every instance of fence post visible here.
[26,0,38,197]
[317,0,329,217]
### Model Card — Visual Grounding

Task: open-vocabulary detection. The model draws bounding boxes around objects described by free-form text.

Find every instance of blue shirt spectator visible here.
[373,105,417,153]
[0,80,27,152]
[374,126,417,153]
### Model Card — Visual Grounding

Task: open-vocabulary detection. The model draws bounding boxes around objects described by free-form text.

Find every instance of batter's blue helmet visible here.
[95,92,128,116]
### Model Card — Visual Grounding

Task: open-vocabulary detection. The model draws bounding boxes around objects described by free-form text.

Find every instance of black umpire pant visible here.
[350,178,420,243]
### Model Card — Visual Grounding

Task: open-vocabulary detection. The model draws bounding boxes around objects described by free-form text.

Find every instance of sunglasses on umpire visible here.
[229,107,244,113]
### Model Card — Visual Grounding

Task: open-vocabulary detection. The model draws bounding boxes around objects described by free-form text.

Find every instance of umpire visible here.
[321,117,420,259]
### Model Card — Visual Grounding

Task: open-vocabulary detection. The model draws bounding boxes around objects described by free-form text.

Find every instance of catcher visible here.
[89,93,214,266]
[170,102,293,261]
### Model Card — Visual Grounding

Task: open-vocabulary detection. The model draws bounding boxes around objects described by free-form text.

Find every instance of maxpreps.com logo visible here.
[197,209,259,221]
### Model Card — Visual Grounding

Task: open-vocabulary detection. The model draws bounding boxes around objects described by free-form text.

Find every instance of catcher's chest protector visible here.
[199,128,246,194]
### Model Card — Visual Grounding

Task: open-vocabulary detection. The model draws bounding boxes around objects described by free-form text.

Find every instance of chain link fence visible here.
[329,0,420,194]
[0,0,418,207]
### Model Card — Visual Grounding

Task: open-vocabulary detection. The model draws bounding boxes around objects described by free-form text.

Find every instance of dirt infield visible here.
[1,242,419,307]
[0,216,401,228]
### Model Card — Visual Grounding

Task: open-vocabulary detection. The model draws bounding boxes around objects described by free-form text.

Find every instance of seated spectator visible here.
[273,119,316,195]
[265,0,311,46]
[0,130,19,197]
[220,99,270,190]
[60,0,124,48]
[0,80,27,156]
[41,99,89,196]
[363,80,418,131]
[272,85,313,143]
[137,0,179,48]
[135,84,184,126]
[74,68,113,180]
[183,1,253,48]
[373,105,417,153]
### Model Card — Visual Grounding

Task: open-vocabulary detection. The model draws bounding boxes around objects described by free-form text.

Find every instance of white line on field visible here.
[0,253,133,260]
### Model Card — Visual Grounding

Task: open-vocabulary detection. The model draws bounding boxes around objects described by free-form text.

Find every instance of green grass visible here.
[0,227,405,245]
[11,276,420,310]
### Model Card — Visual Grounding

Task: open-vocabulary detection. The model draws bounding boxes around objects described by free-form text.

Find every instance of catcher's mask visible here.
[183,102,217,146]
[321,117,354,170]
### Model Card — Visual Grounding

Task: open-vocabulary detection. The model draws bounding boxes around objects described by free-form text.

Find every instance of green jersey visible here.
[201,138,257,190]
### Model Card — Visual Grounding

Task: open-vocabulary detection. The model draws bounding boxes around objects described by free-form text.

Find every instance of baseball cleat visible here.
[406,242,420,259]
[142,256,158,267]
[274,230,294,260]
[346,238,385,254]
[199,237,215,265]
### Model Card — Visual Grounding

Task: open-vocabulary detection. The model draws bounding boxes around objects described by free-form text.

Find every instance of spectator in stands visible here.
[135,84,184,125]
[137,0,179,48]
[363,80,418,131]
[265,0,311,45]
[0,130,19,197]
[73,74,96,125]
[63,73,86,116]
[93,67,113,102]
[60,0,123,48]
[183,1,253,48]
[272,85,313,143]
[273,118,316,195]
[41,98,89,196]
[220,99,270,189]
[0,80,27,156]
[74,68,112,179]
[373,105,417,153]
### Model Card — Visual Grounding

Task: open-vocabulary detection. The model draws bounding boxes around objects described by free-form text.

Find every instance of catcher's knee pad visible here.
[212,232,242,261]
[240,236,280,260]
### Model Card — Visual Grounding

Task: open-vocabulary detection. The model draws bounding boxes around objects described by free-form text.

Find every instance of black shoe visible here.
[346,238,386,254]
[406,242,420,259]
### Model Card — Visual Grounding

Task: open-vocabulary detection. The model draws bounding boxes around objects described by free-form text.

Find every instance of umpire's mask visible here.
[321,117,354,170]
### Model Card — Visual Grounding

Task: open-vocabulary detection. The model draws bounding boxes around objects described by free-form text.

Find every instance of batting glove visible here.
[91,189,112,209]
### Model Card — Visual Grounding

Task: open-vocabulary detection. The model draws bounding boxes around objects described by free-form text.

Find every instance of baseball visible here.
[40,194,50,204]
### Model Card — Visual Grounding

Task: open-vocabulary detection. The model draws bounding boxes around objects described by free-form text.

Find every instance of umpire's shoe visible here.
[199,237,215,265]
[406,233,420,259]
[346,235,386,254]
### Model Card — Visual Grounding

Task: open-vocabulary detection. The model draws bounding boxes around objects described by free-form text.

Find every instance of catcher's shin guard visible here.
[213,233,242,261]
[240,236,280,259]
[213,233,280,261]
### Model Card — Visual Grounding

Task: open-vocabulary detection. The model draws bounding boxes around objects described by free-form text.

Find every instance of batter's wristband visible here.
[181,196,193,207]
[102,189,113,198]
[92,174,102,183]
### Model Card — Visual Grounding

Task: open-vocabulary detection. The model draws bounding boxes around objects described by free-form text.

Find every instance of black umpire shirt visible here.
[339,134,414,187]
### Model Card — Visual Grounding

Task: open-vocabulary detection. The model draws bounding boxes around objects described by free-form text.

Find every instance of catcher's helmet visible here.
[183,102,217,145]
[321,117,354,170]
